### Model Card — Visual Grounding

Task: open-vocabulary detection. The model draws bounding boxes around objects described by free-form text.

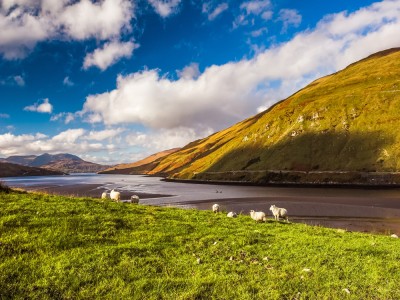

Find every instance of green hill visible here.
[129,48,400,184]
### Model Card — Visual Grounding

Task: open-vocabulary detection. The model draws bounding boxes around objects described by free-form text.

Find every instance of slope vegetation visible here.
[132,48,400,183]
[100,148,180,174]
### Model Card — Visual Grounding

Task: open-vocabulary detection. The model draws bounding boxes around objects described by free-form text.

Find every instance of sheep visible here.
[250,210,267,222]
[101,192,109,199]
[269,205,289,222]
[212,204,220,213]
[130,195,140,204]
[227,211,237,218]
[110,189,121,202]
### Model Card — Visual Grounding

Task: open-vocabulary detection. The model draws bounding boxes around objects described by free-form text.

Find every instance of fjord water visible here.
[4,174,400,233]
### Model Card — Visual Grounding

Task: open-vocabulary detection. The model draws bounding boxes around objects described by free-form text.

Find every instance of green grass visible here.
[1,190,400,299]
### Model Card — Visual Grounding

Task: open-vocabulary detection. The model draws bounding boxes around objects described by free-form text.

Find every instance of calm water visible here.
[3,173,400,205]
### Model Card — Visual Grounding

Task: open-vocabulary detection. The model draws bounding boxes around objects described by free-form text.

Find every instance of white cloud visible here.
[80,0,400,138]
[63,76,74,86]
[83,40,138,70]
[13,75,25,86]
[0,74,26,86]
[0,113,10,118]
[234,0,272,28]
[85,128,125,141]
[250,27,268,37]
[0,0,134,60]
[24,98,53,114]
[58,0,133,40]
[278,9,302,32]
[177,62,200,80]
[0,128,122,158]
[240,0,271,15]
[126,127,212,153]
[148,0,181,18]
[51,112,76,124]
[204,3,229,21]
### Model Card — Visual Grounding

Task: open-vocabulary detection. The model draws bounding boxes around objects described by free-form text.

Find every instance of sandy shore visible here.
[15,183,400,235]
[172,196,400,234]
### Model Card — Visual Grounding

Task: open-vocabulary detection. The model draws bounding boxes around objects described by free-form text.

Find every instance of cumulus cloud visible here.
[0,113,10,118]
[83,40,138,70]
[58,0,133,40]
[80,0,400,138]
[203,2,229,21]
[148,0,181,18]
[176,62,200,80]
[0,0,134,60]
[126,127,212,153]
[24,98,53,114]
[85,128,125,141]
[278,9,302,32]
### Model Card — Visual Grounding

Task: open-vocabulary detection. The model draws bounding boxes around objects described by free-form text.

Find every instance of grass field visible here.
[1,188,400,299]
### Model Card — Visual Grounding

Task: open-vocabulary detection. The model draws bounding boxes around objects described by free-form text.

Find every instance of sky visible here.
[0,0,400,164]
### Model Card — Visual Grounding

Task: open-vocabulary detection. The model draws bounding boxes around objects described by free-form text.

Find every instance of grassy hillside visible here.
[132,48,400,182]
[100,148,180,174]
[0,162,65,177]
[1,189,400,299]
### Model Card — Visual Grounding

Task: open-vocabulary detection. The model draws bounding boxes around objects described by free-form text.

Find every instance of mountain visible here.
[0,162,65,177]
[125,48,400,185]
[3,153,108,174]
[99,148,181,174]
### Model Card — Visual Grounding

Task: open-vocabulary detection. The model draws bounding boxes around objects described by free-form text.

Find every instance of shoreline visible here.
[163,177,400,189]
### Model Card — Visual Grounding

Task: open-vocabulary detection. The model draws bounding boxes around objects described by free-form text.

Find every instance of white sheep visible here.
[130,195,140,204]
[101,192,109,199]
[250,210,267,222]
[212,204,220,213]
[110,189,121,202]
[227,212,237,218]
[269,205,289,222]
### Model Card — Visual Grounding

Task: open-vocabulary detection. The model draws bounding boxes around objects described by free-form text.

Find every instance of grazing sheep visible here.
[101,192,109,199]
[227,212,237,218]
[212,204,220,213]
[250,210,267,222]
[110,189,121,202]
[269,205,289,222]
[130,195,140,204]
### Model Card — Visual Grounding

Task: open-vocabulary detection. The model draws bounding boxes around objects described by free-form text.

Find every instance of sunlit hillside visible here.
[126,48,400,182]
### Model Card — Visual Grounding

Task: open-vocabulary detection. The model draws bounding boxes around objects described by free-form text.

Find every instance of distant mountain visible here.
[0,162,65,177]
[99,148,181,174]
[122,48,400,185]
[2,155,37,166]
[3,153,108,174]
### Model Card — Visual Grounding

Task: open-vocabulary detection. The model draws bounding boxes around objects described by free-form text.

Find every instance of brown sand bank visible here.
[173,196,400,234]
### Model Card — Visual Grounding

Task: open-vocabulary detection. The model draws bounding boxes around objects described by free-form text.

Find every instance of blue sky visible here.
[0,0,399,164]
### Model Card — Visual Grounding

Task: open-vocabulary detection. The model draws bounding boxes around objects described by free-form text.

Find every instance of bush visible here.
[0,181,11,193]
